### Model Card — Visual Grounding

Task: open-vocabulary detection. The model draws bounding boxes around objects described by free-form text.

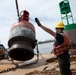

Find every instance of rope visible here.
[29,18,35,22]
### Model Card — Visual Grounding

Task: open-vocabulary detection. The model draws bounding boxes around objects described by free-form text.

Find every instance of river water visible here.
[34,42,54,54]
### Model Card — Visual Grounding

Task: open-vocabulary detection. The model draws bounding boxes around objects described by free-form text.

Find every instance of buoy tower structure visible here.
[59,0,76,55]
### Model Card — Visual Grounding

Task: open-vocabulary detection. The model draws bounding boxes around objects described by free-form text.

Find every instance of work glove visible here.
[35,18,41,26]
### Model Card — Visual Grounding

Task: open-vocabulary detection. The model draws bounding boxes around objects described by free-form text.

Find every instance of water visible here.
[34,42,54,54]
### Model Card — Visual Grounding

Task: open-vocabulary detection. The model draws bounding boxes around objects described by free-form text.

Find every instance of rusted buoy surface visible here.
[8,21,36,61]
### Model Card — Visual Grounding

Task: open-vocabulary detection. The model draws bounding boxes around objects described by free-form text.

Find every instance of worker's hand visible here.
[35,18,41,26]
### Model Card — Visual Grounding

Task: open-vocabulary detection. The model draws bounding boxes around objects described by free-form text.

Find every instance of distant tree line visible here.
[38,39,55,44]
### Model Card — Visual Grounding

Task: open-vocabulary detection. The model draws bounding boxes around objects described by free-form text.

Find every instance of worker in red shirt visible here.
[35,18,71,75]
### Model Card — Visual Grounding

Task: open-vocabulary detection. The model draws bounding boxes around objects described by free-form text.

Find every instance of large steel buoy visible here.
[8,10,36,61]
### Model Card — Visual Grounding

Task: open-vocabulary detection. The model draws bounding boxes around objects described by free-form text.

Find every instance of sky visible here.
[0,0,76,48]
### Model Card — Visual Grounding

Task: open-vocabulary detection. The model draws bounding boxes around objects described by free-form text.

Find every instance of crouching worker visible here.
[35,18,71,75]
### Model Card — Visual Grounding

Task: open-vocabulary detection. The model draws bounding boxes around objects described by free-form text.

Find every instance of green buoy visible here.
[59,0,76,55]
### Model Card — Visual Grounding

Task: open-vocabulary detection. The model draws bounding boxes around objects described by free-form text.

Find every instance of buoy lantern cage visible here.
[8,10,36,61]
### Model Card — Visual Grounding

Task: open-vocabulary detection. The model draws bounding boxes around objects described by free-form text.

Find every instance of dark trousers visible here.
[57,51,72,75]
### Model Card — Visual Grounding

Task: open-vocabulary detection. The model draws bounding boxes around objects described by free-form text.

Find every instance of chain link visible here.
[0,65,18,74]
